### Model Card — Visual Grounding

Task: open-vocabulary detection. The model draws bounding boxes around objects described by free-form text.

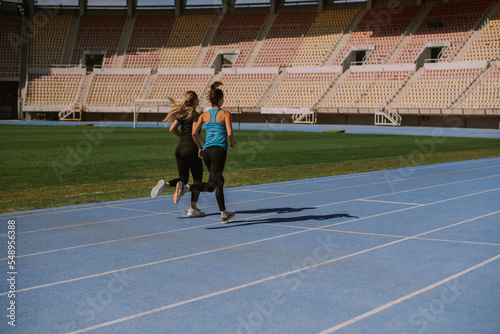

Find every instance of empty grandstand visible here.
[1,0,499,128]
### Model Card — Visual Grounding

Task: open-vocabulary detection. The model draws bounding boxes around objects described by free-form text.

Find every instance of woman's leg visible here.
[204,147,227,212]
[175,144,190,184]
[187,147,226,211]
[151,145,185,198]
[182,144,203,205]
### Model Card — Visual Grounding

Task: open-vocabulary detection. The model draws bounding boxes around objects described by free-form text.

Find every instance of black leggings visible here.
[168,142,203,203]
[190,146,227,211]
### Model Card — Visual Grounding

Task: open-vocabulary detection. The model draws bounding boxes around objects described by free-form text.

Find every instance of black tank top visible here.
[176,111,200,145]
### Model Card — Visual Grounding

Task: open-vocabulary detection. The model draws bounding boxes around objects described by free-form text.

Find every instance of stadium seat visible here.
[462,10,500,61]
[29,15,71,67]
[202,14,268,68]
[216,72,276,107]
[86,72,148,106]
[25,72,84,106]
[289,9,358,67]
[459,66,500,108]
[148,73,212,102]
[396,0,494,64]
[123,16,176,70]
[253,12,317,68]
[266,71,339,108]
[158,15,213,68]
[71,16,127,68]
[396,67,483,108]
[0,16,22,77]
[329,5,421,66]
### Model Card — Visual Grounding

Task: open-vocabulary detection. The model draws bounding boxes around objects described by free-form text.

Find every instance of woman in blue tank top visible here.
[173,82,237,224]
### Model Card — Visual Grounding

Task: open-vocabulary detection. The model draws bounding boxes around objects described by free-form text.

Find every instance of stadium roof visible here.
[1,0,377,13]
[33,0,367,7]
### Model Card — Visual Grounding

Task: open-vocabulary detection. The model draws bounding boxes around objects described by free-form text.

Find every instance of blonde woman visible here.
[150,91,205,217]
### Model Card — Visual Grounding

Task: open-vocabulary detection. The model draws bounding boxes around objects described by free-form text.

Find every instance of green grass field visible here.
[1,124,499,213]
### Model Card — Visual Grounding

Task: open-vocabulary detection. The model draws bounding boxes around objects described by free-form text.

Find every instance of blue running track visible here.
[1,154,499,333]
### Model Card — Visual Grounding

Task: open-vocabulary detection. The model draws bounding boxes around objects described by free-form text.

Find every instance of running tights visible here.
[168,142,203,203]
[189,146,227,211]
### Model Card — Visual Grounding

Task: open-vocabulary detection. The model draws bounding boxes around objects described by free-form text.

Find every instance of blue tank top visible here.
[203,108,228,151]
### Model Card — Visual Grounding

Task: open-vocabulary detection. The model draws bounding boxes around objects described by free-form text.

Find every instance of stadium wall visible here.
[2,0,499,128]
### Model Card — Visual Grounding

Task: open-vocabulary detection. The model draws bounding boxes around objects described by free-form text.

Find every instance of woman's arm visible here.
[169,120,181,137]
[224,110,236,148]
[192,114,206,158]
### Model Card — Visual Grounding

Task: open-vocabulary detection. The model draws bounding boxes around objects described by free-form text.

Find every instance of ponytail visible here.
[207,81,224,106]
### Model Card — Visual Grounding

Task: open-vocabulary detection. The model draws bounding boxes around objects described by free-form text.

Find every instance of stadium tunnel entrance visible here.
[0,81,18,120]
[85,53,105,72]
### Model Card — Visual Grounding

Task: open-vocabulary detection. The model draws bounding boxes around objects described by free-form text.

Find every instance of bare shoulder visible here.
[201,110,211,121]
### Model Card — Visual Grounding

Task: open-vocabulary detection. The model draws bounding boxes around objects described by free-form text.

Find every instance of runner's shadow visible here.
[179,207,316,219]
[206,213,359,229]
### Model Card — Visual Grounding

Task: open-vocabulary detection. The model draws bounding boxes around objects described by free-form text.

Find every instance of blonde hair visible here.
[163,91,198,123]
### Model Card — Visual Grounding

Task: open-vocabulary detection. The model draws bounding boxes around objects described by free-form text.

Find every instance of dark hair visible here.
[207,81,223,106]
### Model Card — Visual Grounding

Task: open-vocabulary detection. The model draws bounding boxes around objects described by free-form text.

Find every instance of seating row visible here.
[71,16,126,68]
[202,14,268,68]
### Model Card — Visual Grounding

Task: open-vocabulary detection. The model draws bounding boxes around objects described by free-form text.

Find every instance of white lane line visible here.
[357,199,423,206]
[0,228,313,296]
[67,210,500,334]
[3,169,498,237]
[240,161,500,191]
[2,186,499,292]
[3,213,162,236]
[0,221,222,261]
[415,237,500,247]
[3,161,498,219]
[240,189,294,195]
[317,253,500,334]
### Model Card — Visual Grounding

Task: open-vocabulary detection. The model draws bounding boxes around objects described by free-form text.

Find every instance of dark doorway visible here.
[85,54,104,71]
[0,81,19,119]
[341,47,373,72]
[415,44,448,69]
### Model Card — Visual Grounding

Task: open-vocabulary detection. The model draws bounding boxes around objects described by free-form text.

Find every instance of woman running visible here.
[150,91,205,217]
[173,82,237,223]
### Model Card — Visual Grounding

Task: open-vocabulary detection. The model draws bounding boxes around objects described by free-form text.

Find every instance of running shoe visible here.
[173,181,186,204]
[187,208,206,217]
[151,180,166,199]
[221,210,236,223]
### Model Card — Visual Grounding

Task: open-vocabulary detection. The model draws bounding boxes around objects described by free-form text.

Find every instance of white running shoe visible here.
[221,210,235,224]
[151,180,166,199]
[187,208,206,217]
[173,181,187,204]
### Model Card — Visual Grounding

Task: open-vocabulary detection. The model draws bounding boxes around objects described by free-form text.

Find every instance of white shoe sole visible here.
[151,180,166,199]
[188,210,206,217]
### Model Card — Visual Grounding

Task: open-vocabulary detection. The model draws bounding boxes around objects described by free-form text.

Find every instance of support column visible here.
[318,0,324,12]
[175,0,183,16]
[79,0,86,16]
[222,0,228,15]
[18,0,31,120]
[270,0,277,15]
[127,0,136,17]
